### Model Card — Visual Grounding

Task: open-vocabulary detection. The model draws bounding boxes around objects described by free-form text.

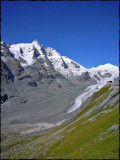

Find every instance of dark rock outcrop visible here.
[28,81,37,87]
[62,60,68,69]
[20,48,23,56]
[19,56,27,64]
[1,42,14,57]
[18,75,32,80]
[33,47,40,59]
[1,94,8,104]
[1,60,14,83]
[71,61,80,68]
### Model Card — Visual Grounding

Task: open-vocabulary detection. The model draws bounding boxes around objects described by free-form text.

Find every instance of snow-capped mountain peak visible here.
[32,39,40,45]
[8,40,46,66]
[9,43,35,66]
[44,47,87,77]
[88,63,119,83]
[90,63,118,71]
[32,39,43,50]
[1,40,119,85]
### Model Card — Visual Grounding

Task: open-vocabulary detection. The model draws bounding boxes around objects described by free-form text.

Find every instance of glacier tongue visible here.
[67,80,109,113]
[67,64,119,114]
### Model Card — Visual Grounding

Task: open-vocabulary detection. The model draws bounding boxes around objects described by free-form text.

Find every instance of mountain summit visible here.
[2,40,118,82]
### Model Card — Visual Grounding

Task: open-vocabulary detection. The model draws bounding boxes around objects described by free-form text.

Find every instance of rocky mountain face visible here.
[1,40,70,104]
[1,40,119,128]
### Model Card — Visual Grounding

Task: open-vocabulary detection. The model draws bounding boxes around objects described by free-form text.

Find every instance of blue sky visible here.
[1,1,119,68]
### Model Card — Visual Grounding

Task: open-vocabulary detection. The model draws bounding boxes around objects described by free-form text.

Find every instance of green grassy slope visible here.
[1,85,119,159]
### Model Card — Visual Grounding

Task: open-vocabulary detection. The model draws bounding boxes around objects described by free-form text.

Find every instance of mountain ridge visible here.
[1,40,119,83]
[1,39,119,131]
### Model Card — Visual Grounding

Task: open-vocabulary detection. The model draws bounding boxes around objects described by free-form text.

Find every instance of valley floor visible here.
[1,85,119,159]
